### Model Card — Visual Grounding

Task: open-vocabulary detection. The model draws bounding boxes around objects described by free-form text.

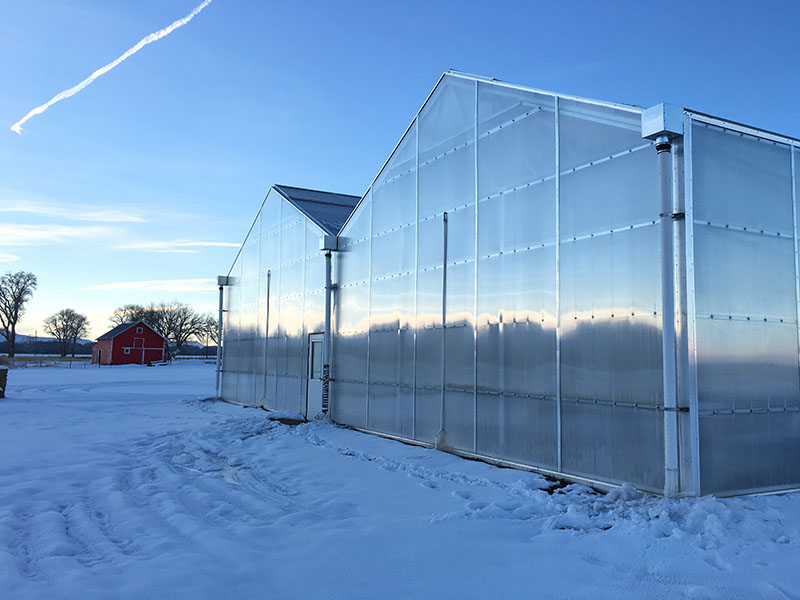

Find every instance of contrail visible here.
[10,0,213,134]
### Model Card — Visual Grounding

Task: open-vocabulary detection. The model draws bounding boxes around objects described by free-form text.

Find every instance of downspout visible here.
[657,135,680,497]
[321,235,339,416]
[642,104,684,497]
[215,275,230,398]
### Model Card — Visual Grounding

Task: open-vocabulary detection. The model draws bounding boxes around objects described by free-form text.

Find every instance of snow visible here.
[1,363,799,599]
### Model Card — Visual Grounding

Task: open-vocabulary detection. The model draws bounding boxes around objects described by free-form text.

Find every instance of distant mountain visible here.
[11,333,94,344]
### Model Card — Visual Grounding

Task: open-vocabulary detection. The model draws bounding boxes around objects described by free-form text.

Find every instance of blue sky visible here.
[1,0,799,338]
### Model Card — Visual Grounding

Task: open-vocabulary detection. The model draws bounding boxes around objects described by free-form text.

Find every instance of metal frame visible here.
[685,109,800,147]
[554,96,563,472]
[365,192,373,427]
[473,80,479,453]
[683,116,702,495]
[412,119,420,439]
[792,145,800,424]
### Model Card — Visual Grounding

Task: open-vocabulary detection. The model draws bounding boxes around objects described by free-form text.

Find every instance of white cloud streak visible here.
[83,278,216,292]
[0,223,119,246]
[122,240,239,253]
[0,253,20,263]
[0,200,146,222]
[10,0,214,134]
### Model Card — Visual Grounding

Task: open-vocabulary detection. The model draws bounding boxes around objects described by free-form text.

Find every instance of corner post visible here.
[215,275,231,398]
[321,235,338,416]
[642,103,685,497]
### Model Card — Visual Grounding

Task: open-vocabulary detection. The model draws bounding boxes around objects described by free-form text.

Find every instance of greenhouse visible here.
[219,71,800,497]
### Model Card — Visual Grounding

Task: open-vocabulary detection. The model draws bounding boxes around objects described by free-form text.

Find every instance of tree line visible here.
[110,302,218,353]
[0,270,218,358]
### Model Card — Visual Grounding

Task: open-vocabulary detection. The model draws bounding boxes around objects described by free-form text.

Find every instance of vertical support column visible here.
[412,120,420,440]
[436,211,448,449]
[323,251,332,414]
[642,103,687,496]
[473,80,479,453]
[683,119,701,495]
[214,276,229,398]
[320,235,338,416]
[264,270,271,406]
[366,194,374,427]
[554,96,562,472]
[656,135,680,497]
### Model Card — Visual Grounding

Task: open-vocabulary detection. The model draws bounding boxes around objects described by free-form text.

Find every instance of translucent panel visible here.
[367,385,414,437]
[337,282,369,334]
[371,225,415,280]
[414,389,441,443]
[476,394,557,469]
[699,412,800,495]
[694,226,796,319]
[444,261,474,328]
[558,99,643,172]
[478,181,556,257]
[415,267,443,331]
[415,325,442,389]
[692,123,793,233]
[444,323,473,389]
[369,329,401,384]
[560,147,658,238]
[560,227,661,321]
[476,244,557,398]
[441,390,473,452]
[445,204,474,264]
[690,120,800,495]
[221,188,329,415]
[333,333,368,383]
[372,121,416,235]
[478,82,555,199]
[419,76,475,219]
[339,192,371,247]
[418,216,445,271]
[561,314,663,406]
[695,319,800,412]
[331,381,366,428]
[561,402,665,493]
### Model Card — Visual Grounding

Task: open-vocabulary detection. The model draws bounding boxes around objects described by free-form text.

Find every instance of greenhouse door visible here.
[306,333,324,419]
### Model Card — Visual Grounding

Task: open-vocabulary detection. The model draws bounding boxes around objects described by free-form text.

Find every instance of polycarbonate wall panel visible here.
[691,121,800,494]
[220,189,327,414]
[332,193,372,426]
[558,99,663,492]
[220,256,242,402]
[331,75,668,491]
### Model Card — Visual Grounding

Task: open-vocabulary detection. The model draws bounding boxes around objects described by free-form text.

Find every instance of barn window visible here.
[136,327,143,333]
[124,348,131,354]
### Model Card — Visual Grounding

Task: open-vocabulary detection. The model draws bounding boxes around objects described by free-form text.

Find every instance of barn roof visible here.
[96,321,165,341]
[273,184,360,236]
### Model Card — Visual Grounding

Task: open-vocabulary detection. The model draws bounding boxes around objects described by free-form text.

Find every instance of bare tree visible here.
[44,309,89,357]
[110,303,165,333]
[159,301,203,353]
[199,314,219,346]
[110,300,203,354]
[0,271,37,357]
[196,314,219,358]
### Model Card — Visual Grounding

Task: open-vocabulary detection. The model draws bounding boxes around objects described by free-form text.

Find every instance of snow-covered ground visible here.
[1,363,798,599]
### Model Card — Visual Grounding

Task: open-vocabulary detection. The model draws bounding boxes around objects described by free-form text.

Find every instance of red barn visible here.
[92,321,168,365]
